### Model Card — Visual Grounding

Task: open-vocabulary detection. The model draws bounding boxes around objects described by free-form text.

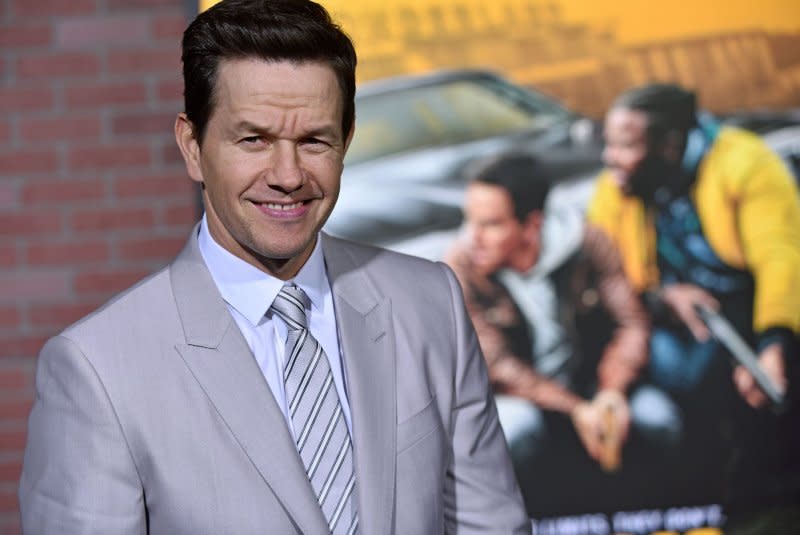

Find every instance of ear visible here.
[522,210,544,240]
[174,113,204,184]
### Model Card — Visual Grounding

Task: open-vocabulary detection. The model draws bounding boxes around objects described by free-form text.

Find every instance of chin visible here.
[244,233,312,259]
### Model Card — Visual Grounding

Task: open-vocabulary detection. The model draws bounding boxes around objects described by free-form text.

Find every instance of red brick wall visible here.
[0,1,197,531]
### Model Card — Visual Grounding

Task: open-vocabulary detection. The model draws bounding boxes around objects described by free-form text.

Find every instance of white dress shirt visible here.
[197,216,353,435]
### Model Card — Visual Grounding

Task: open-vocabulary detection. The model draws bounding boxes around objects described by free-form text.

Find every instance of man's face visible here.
[463,182,539,276]
[175,59,352,278]
[602,107,651,197]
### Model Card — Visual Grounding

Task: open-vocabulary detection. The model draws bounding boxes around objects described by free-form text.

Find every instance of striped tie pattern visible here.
[270,285,358,535]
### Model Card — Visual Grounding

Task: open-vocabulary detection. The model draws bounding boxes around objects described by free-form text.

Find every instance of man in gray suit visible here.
[18,0,528,533]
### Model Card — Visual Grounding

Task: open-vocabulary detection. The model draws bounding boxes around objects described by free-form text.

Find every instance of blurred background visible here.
[2,0,799,532]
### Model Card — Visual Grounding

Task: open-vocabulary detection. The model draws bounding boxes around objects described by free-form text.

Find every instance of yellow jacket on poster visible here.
[588,127,800,333]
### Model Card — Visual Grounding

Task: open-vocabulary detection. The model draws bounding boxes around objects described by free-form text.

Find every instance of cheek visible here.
[212,162,260,200]
[309,157,343,188]
[487,228,515,252]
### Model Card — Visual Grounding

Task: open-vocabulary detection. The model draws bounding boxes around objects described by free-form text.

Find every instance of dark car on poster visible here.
[324,69,603,260]
[325,69,800,261]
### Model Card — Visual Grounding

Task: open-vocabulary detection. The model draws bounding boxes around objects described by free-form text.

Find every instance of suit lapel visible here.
[323,234,397,535]
[170,228,328,534]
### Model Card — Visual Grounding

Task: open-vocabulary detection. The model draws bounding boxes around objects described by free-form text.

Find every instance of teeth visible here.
[264,202,303,210]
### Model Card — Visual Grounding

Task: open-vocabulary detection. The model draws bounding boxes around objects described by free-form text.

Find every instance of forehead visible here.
[465,182,515,216]
[211,58,343,118]
[604,107,648,138]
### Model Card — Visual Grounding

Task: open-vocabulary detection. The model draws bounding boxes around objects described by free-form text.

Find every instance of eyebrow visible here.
[231,121,340,140]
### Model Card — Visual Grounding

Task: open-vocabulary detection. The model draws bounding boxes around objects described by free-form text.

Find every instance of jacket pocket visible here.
[396,395,442,454]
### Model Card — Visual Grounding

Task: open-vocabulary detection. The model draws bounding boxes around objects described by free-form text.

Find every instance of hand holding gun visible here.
[694,304,786,410]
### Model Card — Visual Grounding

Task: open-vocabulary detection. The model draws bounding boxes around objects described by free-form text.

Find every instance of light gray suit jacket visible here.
[19,229,528,534]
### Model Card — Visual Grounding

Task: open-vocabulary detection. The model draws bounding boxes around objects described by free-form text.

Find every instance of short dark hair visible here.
[467,152,551,222]
[612,83,697,142]
[181,0,357,146]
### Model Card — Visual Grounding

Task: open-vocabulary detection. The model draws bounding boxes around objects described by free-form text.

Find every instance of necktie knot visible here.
[270,284,310,331]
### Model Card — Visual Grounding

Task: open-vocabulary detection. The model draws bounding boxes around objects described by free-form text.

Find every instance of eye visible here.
[301,137,330,149]
[241,136,262,144]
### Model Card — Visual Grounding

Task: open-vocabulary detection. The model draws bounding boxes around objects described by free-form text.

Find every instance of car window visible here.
[346,77,567,165]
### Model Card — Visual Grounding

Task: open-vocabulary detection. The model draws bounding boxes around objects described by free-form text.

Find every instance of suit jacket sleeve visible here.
[438,264,530,534]
[19,335,146,534]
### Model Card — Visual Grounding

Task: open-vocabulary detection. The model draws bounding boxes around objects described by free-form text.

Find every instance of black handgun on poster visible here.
[694,304,786,409]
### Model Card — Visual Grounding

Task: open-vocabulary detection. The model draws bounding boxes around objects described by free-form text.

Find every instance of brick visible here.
[0,24,51,47]
[0,489,19,513]
[22,179,107,204]
[26,239,110,266]
[0,182,17,210]
[0,245,17,268]
[75,268,151,295]
[19,116,102,143]
[0,368,26,390]
[108,49,180,74]
[0,87,53,113]
[0,460,22,484]
[116,172,194,199]
[29,302,98,329]
[112,110,175,136]
[157,78,183,102]
[118,236,185,261]
[0,213,62,237]
[0,429,25,452]
[13,0,95,17]
[68,144,151,171]
[108,0,183,9]
[71,207,155,232]
[161,142,184,166]
[64,82,146,108]
[0,150,58,175]
[17,52,100,79]
[0,272,71,301]
[0,336,45,359]
[0,121,9,146]
[0,517,21,535]
[153,14,186,40]
[56,16,150,48]
[164,201,199,226]
[0,399,32,421]
[0,307,21,330]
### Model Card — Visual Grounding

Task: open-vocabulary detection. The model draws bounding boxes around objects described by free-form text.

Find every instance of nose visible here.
[466,223,483,248]
[267,142,304,192]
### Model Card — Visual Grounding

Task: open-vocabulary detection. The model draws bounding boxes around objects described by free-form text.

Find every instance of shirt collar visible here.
[197,214,330,326]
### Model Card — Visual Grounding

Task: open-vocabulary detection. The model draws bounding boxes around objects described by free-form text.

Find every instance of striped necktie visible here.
[270,285,359,535]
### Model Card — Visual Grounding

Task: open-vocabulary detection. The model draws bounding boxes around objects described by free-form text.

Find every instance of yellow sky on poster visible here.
[200,0,800,45]
[557,0,800,44]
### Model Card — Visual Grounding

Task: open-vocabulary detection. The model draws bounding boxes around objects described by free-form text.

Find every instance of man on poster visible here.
[589,83,800,507]
[445,153,680,505]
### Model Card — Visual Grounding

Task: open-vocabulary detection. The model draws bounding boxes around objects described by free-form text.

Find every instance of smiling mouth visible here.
[262,201,305,211]
[253,199,313,219]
